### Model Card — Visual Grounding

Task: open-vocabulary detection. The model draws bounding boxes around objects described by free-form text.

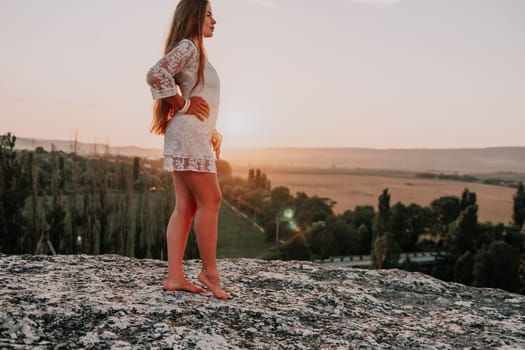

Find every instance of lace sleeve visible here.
[146,39,197,100]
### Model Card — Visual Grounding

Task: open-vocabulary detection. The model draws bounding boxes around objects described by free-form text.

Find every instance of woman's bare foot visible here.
[198,271,231,299]
[163,278,206,293]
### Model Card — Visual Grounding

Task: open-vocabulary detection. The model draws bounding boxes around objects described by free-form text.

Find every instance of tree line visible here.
[220,168,525,294]
[0,133,173,259]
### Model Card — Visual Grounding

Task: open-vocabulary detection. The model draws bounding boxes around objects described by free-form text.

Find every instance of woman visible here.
[146,0,229,299]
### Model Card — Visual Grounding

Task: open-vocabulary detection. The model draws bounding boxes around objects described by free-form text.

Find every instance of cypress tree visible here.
[513,182,525,230]
[0,133,30,253]
[376,188,391,236]
[46,150,66,254]
[29,151,39,253]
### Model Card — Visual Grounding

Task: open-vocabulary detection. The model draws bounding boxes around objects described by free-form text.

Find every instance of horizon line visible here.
[10,135,525,152]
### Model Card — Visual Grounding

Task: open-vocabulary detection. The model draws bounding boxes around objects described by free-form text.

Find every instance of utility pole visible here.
[275,219,280,244]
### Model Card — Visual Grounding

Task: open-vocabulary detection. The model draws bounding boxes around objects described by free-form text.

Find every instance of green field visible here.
[217,203,274,259]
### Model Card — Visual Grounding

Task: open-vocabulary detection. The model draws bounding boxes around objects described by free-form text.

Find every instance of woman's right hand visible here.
[187,96,210,121]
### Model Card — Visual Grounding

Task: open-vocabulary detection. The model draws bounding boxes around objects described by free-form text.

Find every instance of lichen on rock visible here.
[0,254,524,349]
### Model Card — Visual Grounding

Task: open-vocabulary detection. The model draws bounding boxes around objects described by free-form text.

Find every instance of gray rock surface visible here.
[0,254,524,349]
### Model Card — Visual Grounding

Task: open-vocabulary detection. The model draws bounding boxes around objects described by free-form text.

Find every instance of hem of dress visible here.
[163,156,216,174]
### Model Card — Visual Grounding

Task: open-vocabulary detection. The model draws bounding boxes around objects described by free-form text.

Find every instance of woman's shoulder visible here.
[165,39,198,61]
[176,39,198,52]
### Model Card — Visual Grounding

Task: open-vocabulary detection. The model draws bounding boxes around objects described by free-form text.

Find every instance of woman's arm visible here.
[146,39,209,120]
[146,39,196,100]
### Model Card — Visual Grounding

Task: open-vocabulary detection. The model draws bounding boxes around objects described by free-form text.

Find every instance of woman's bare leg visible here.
[180,171,230,299]
[164,173,206,293]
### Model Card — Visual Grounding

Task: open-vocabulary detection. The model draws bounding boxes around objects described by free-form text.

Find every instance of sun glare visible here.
[218,111,262,147]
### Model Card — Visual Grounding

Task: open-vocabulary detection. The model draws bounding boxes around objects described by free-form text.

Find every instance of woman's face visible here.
[202,2,216,38]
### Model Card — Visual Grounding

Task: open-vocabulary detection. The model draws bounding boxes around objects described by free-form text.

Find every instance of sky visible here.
[1,0,524,150]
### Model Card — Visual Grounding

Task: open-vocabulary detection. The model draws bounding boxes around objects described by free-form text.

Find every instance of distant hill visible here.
[222,147,525,174]
[14,137,162,159]
[13,137,525,174]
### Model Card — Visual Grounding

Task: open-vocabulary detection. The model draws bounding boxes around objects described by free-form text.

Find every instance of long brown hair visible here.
[151,0,208,135]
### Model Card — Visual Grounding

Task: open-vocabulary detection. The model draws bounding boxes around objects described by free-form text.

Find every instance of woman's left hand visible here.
[210,130,222,159]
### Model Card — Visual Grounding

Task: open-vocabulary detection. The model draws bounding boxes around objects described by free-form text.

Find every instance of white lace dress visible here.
[146,39,220,173]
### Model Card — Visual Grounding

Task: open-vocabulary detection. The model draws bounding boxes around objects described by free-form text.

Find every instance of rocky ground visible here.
[0,254,524,349]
